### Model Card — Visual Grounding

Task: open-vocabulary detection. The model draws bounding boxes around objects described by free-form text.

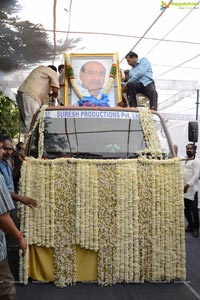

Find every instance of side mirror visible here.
[188,121,198,143]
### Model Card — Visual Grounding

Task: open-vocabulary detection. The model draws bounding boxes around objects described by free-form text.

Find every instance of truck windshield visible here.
[27,109,173,159]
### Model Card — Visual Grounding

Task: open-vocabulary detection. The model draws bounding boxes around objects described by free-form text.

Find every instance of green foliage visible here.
[0,93,20,138]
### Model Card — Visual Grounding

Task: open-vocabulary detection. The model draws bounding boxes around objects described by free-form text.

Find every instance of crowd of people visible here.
[0,135,38,299]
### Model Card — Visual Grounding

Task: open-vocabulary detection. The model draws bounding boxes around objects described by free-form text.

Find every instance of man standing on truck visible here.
[122,51,158,110]
[183,143,200,237]
[16,65,59,132]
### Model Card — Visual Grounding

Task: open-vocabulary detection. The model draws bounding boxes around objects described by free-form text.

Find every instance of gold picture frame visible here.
[64,52,122,107]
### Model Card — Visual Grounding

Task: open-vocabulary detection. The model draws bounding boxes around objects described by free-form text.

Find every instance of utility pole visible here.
[196,89,199,121]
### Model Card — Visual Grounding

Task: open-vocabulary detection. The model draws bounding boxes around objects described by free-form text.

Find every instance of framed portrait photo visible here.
[64,52,122,107]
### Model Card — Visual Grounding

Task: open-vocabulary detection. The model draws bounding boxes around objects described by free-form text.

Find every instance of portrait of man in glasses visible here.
[74,61,111,107]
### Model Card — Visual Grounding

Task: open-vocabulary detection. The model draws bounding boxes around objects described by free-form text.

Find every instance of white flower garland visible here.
[53,161,76,287]
[18,157,185,287]
[76,161,99,251]
[18,105,185,286]
[138,107,163,157]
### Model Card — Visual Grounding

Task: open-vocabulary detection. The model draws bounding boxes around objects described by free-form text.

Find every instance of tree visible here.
[56,37,84,53]
[0,93,20,138]
[0,0,82,71]
[0,0,54,71]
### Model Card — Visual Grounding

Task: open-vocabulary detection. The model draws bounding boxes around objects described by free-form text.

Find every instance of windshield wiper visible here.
[127,153,138,158]
[44,152,139,159]
[71,152,103,158]
[46,152,103,159]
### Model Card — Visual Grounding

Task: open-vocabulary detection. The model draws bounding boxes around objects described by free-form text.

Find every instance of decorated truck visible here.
[17,52,198,287]
[17,104,191,287]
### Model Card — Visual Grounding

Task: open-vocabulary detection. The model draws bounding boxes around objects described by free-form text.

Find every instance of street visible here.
[8,230,200,300]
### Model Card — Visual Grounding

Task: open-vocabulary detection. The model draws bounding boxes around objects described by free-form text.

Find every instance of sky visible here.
[2,0,200,118]
[17,0,200,65]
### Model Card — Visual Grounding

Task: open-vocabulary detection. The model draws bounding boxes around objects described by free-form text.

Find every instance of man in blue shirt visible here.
[0,140,27,300]
[122,51,158,110]
[0,137,37,208]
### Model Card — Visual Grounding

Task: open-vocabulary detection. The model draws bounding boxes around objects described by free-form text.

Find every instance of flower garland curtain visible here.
[18,157,185,287]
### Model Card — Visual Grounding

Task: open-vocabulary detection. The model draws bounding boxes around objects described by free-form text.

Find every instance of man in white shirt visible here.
[183,143,200,237]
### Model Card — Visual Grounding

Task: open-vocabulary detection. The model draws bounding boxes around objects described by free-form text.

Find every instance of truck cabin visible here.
[26,107,174,160]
